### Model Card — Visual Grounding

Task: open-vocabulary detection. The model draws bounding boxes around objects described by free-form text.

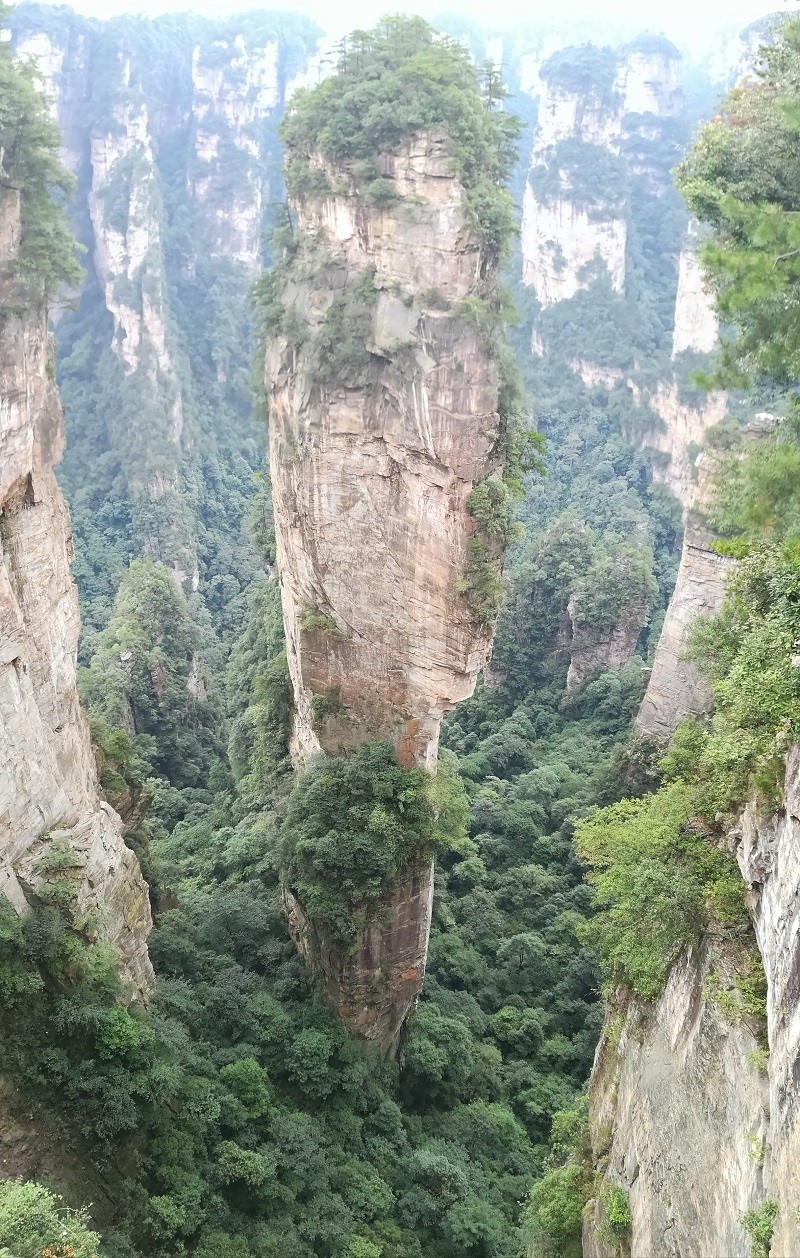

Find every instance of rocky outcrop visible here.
[637,380,727,513]
[266,132,504,1050]
[190,34,280,269]
[635,522,731,738]
[0,183,152,998]
[520,39,683,318]
[566,593,648,693]
[735,743,800,1258]
[585,942,768,1258]
[634,227,731,740]
[585,745,800,1257]
[521,185,627,308]
[284,861,434,1059]
[672,223,718,357]
[13,27,89,176]
[8,8,320,609]
[87,84,197,587]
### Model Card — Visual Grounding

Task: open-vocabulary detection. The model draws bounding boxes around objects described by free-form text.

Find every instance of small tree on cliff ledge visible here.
[0,2,82,305]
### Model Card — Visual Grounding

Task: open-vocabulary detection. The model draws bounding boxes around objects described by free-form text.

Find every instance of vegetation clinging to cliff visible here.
[577,17,800,1008]
[0,1,81,304]
[280,743,470,947]
[0,1180,101,1257]
[677,19,800,387]
[281,15,521,263]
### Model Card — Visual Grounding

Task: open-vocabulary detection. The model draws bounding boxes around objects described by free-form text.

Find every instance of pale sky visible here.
[62,0,800,54]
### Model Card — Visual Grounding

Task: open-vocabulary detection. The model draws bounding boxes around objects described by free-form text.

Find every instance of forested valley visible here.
[1,3,800,1257]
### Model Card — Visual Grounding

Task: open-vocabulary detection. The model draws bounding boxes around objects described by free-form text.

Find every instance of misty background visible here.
[64,0,800,55]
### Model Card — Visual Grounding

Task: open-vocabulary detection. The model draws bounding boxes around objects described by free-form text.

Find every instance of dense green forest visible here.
[0,10,683,1257]
[6,6,793,1258]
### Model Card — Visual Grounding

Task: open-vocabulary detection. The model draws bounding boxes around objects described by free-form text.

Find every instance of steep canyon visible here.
[2,7,797,1257]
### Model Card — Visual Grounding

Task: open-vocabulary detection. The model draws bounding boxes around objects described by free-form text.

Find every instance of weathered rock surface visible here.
[268,134,501,772]
[585,942,768,1258]
[190,34,280,268]
[9,10,318,588]
[634,229,731,740]
[735,744,800,1258]
[672,223,719,357]
[0,181,153,998]
[586,746,800,1257]
[520,40,683,317]
[267,133,504,1049]
[637,380,727,513]
[521,184,627,309]
[13,28,89,176]
[283,861,434,1059]
[565,593,648,693]
[635,522,731,739]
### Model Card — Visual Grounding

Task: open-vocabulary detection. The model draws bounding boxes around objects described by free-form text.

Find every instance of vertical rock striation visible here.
[584,746,800,1257]
[86,74,196,584]
[634,519,732,738]
[634,227,733,741]
[671,221,719,358]
[520,38,683,317]
[0,183,153,998]
[584,942,769,1258]
[190,34,280,270]
[7,8,320,615]
[266,133,506,1053]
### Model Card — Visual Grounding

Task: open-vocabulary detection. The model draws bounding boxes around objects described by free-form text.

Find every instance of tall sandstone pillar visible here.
[265,131,507,1055]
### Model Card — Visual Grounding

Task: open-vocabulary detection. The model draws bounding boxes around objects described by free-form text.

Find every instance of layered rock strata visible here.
[0,183,153,998]
[584,745,800,1257]
[266,133,505,1052]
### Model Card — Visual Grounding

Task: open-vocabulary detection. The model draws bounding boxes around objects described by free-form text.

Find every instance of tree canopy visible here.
[0,1,81,303]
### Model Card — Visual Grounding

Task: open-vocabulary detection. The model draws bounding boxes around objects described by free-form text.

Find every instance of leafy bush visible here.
[524,1103,591,1258]
[743,1199,779,1258]
[311,266,379,388]
[576,781,747,1000]
[280,743,469,946]
[0,1180,101,1258]
[570,547,657,633]
[599,1184,631,1241]
[458,536,507,625]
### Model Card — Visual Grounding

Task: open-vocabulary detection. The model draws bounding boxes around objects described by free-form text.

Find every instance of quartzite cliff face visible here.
[521,40,683,313]
[8,9,319,608]
[0,182,153,998]
[266,134,505,1054]
[584,746,800,1258]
